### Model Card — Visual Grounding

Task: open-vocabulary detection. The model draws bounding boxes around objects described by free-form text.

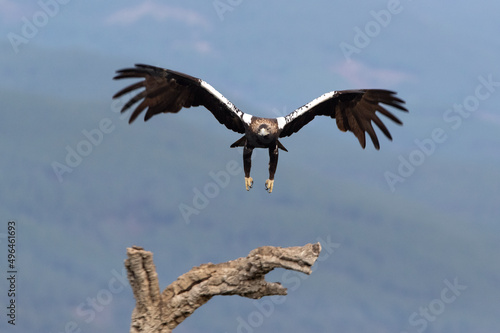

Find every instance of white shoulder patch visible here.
[276,116,286,129]
[242,113,252,125]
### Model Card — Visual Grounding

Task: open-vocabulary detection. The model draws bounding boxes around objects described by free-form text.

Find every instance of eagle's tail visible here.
[277,140,288,152]
[230,137,288,152]
[230,136,246,148]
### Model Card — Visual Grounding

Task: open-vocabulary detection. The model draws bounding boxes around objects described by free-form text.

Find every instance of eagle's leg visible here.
[266,144,279,193]
[243,145,253,191]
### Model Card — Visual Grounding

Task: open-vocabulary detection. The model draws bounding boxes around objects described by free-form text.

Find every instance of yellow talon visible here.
[245,177,253,191]
[265,179,274,193]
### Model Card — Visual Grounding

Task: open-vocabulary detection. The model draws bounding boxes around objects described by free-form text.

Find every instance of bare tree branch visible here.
[125,243,322,332]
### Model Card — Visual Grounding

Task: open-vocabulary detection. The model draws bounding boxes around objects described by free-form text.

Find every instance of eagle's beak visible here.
[258,128,269,137]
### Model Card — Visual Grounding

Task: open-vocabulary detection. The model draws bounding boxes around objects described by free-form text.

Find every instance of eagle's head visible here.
[247,117,279,147]
[257,124,271,140]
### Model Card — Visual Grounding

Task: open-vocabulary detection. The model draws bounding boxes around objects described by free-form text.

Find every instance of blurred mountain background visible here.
[1,0,499,332]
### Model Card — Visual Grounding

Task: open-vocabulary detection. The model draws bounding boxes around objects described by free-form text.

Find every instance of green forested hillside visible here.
[2,89,499,332]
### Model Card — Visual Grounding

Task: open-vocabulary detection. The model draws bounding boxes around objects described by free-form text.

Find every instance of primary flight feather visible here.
[113,64,408,193]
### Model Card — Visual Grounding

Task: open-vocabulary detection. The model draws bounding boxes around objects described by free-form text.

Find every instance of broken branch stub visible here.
[125,243,321,332]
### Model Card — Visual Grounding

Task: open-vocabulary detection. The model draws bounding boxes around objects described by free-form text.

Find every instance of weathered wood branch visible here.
[125,243,322,332]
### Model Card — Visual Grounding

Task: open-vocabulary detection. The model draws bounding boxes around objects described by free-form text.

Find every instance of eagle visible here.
[113,64,407,193]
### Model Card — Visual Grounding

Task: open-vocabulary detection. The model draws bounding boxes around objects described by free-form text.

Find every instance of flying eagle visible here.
[113,64,407,193]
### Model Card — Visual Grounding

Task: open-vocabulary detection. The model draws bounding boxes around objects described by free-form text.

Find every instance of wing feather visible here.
[122,90,148,114]
[280,89,407,149]
[113,64,247,133]
[113,81,145,98]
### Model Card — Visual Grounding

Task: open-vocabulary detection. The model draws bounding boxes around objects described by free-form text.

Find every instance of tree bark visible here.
[125,243,322,332]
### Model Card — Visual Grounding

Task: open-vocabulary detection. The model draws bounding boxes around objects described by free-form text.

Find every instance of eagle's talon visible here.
[265,179,274,193]
[245,177,253,191]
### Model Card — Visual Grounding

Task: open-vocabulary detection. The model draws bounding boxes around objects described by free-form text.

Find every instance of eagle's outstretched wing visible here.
[278,89,407,149]
[113,64,247,134]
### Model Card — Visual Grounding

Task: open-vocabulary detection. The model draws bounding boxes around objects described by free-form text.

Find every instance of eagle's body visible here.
[113,64,408,192]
